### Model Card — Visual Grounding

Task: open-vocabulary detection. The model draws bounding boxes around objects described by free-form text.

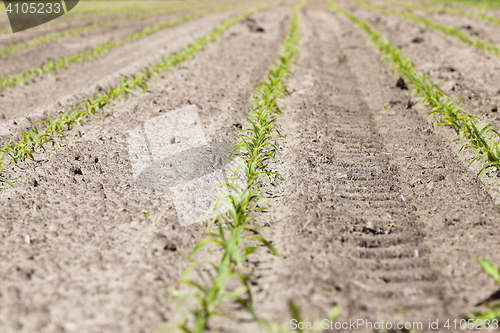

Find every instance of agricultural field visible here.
[1,0,500,332]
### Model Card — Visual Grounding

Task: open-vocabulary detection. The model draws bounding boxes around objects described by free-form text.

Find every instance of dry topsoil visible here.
[1,0,500,332]
[0,4,290,332]
[0,7,241,124]
[248,2,500,330]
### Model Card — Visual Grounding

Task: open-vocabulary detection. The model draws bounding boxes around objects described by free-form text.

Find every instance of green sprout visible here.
[0,1,269,187]
[467,257,500,323]
[328,0,500,181]
[355,0,500,56]
[167,1,307,332]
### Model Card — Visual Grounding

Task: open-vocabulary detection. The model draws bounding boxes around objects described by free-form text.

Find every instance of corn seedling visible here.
[467,257,500,322]
[0,1,282,188]
[0,155,13,187]
[381,0,500,26]
[354,0,500,56]
[418,0,500,10]
[328,0,500,180]
[168,1,306,332]
[142,209,162,226]
[337,49,347,63]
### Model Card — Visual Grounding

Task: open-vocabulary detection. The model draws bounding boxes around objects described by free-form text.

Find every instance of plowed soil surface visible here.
[1,0,500,332]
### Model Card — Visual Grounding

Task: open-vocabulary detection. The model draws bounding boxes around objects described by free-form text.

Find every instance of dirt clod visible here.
[70,166,83,176]
[243,17,266,33]
[164,242,177,251]
[396,76,408,90]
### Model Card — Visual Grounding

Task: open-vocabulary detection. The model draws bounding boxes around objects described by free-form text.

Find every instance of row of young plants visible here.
[328,0,499,322]
[380,0,500,26]
[1,18,132,58]
[354,0,500,56]
[470,257,500,321]
[344,0,500,179]
[0,9,205,89]
[0,0,209,34]
[67,0,212,16]
[0,1,208,58]
[166,1,308,332]
[0,0,263,90]
[0,12,200,88]
[418,0,500,10]
[0,1,282,188]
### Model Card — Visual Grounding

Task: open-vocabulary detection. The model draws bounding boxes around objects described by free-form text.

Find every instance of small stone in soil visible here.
[70,166,83,176]
[396,77,408,90]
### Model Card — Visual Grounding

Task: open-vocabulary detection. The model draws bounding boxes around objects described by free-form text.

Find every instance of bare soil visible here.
[249,3,500,330]
[0,10,239,130]
[0,0,499,332]
[0,13,146,48]
[337,0,500,131]
[0,12,198,77]
[0,4,290,332]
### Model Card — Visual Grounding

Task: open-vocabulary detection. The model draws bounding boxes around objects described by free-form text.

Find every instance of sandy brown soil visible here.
[0,11,200,77]
[0,0,254,48]
[237,2,500,330]
[406,0,500,18]
[0,1,269,130]
[335,0,500,201]
[338,0,500,128]
[0,4,290,332]
[0,13,145,48]
[382,0,500,44]
[0,10,242,131]
[0,0,220,39]
[1,0,500,332]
